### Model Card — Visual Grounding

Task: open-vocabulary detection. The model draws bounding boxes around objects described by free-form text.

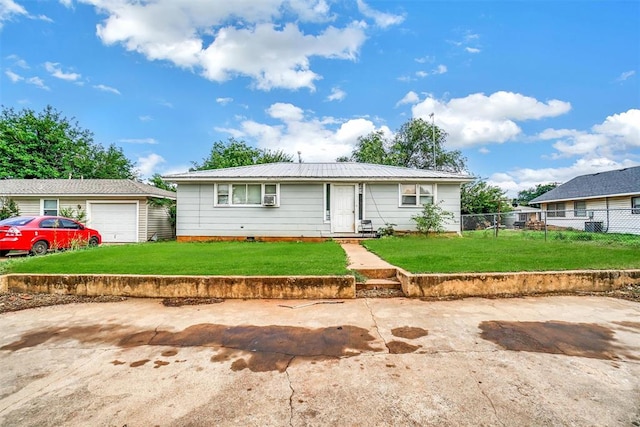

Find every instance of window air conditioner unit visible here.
[263,195,277,206]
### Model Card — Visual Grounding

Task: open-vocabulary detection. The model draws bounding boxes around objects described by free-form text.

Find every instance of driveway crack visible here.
[364,299,388,351]
[285,356,295,427]
[469,370,505,427]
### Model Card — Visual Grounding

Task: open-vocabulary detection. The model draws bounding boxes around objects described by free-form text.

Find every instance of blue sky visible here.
[1,0,638,196]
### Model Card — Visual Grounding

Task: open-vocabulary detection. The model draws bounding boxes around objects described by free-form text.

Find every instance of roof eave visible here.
[165,176,473,183]
[530,191,640,204]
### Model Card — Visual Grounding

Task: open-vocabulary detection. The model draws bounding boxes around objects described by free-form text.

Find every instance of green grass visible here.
[4,241,350,276]
[363,232,640,273]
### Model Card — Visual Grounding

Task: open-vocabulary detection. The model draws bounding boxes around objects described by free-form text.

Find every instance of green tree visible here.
[411,201,454,235]
[191,138,293,171]
[461,179,511,214]
[0,196,20,220]
[517,183,558,205]
[0,105,137,179]
[147,174,177,231]
[339,118,467,173]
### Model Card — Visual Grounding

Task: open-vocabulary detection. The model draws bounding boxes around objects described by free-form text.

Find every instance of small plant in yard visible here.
[411,201,454,236]
[0,196,20,220]
[377,223,397,237]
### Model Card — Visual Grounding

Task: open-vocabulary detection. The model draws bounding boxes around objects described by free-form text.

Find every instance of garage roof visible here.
[0,179,176,199]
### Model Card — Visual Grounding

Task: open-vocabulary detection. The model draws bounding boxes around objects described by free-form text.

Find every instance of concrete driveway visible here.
[0,296,639,426]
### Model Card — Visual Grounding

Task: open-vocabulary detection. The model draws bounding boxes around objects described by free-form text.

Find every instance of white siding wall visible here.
[177,181,464,238]
[543,196,640,234]
[177,183,331,237]
[364,183,461,233]
[147,203,175,240]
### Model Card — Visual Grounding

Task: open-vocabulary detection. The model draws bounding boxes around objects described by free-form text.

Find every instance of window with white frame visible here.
[632,197,640,214]
[547,202,566,217]
[42,199,58,216]
[574,201,587,217]
[215,183,279,206]
[400,184,434,206]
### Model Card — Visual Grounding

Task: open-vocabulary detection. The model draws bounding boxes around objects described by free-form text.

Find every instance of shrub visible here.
[412,202,454,236]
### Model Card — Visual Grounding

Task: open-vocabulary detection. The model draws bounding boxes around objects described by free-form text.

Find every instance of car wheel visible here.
[88,236,99,247]
[30,240,49,256]
[0,250,9,257]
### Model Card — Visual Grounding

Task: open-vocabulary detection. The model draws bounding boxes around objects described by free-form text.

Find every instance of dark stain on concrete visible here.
[386,341,421,354]
[479,321,618,360]
[1,323,381,373]
[110,360,125,366]
[391,326,428,339]
[613,321,640,333]
[130,359,150,367]
[154,360,170,368]
[161,350,178,357]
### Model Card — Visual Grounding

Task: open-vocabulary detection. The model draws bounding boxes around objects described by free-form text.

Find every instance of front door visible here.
[331,185,355,233]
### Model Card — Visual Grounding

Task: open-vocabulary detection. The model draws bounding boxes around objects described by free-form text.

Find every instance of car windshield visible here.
[0,217,35,226]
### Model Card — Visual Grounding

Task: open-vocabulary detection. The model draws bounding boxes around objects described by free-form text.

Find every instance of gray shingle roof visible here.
[164,162,473,182]
[0,179,176,199]
[530,166,640,204]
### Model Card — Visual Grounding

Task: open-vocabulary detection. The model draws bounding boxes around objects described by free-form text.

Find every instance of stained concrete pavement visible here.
[341,242,396,270]
[1,296,639,426]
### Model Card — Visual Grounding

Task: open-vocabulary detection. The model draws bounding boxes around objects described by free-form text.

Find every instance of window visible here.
[324,184,331,221]
[547,202,566,217]
[632,197,640,214]
[574,201,586,217]
[42,199,58,216]
[400,184,434,206]
[215,183,279,206]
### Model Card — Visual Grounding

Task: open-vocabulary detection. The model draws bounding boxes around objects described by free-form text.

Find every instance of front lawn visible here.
[363,233,640,273]
[3,241,350,276]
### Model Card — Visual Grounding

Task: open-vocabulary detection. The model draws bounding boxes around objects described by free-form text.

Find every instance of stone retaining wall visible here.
[0,274,356,299]
[397,269,640,298]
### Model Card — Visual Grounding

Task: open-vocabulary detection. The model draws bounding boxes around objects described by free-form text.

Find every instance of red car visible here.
[0,216,102,256]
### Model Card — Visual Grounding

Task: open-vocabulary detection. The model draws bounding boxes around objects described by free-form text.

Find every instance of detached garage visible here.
[0,179,176,243]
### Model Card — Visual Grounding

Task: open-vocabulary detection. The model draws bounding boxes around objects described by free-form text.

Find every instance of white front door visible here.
[331,185,355,233]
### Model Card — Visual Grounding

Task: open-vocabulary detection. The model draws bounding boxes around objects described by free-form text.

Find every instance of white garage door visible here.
[89,203,138,243]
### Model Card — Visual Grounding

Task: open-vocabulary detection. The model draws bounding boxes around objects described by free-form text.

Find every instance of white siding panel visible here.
[364,183,461,233]
[177,183,330,237]
[147,204,175,240]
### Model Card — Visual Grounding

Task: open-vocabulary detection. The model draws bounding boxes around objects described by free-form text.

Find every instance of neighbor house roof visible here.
[0,179,176,199]
[164,162,473,183]
[530,166,640,204]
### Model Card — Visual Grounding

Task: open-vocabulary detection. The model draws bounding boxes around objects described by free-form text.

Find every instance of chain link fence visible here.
[461,208,640,243]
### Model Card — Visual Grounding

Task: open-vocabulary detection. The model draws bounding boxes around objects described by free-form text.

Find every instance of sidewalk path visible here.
[340,242,396,270]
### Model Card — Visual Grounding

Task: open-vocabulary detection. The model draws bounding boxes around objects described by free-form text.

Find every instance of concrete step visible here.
[357,278,402,291]
[352,268,398,280]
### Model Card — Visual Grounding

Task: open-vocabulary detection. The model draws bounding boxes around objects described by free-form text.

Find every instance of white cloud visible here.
[487,109,640,196]
[411,91,572,148]
[139,115,153,122]
[119,138,158,144]
[327,87,346,102]
[5,69,22,82]
[80,0,369,91]
[216,97,233,106]
[415,71,428,78]
[432,64,447,74]
[0,0,27,29]
[356,0,404,28]
[478,147,490,154]
[44,62,81,81]
[136,153,166,178]
[6,54,29,68]
[615,70,635,82]
[414,56,434,64]
[26,76,49,90]
[36,14,53,23]
[465,47,481,54]
[218,102,392,161]
[395,91,419,107]
[540,109,640,159]
[93,84,121,95]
